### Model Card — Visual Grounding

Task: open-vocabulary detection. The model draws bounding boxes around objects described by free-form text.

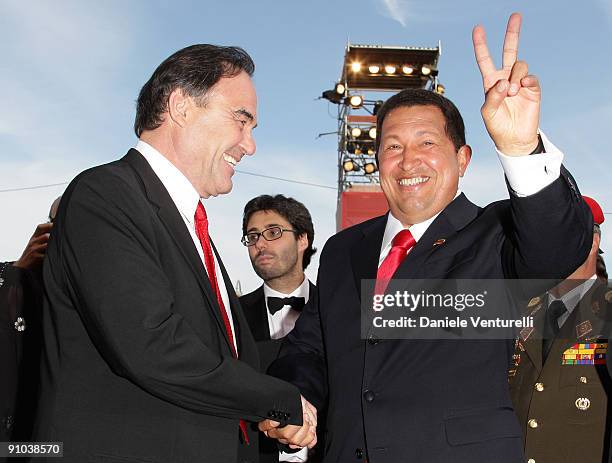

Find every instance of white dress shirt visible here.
[548,275,597,329]
[136,140,238,352]
[379,131,564,264]
[263,277,311,340]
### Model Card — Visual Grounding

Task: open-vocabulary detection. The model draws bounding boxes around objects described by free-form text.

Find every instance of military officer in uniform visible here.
[509,196,612,463]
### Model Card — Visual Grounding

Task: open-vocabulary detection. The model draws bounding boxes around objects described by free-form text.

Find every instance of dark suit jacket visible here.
[241,283,323,463]
[34,149,302,463]
[241,282,317,371]
[270,169,593,463]
[0,263,43,443]
[509,280,612,463]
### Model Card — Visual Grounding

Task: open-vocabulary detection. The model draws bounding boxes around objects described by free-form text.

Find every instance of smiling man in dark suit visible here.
[240,194,320,463]
[34,45,317,463]
[264,13,594,462]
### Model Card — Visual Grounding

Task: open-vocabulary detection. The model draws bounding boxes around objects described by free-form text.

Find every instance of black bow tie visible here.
[266,296,306,315]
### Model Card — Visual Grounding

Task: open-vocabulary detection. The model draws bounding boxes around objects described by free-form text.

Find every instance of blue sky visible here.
[1,0,611,292]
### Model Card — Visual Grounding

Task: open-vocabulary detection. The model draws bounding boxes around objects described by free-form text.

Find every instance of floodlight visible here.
[348,95,364,108]
[335,82,346,94]
[351,62,362,72]
[343,160,359,172]
[341,43,441,90]
[364,162,377,174]
[351,127,362,138]
[368,127,377,139]
[322,89,342,103]
[347,142,362,154]
[421,65,432,76]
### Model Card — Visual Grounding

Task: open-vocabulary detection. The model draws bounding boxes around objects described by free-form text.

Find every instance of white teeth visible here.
[399,177,429,186]
[223,154,237,166]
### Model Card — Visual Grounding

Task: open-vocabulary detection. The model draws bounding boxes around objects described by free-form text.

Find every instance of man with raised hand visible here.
[265,13,593,462]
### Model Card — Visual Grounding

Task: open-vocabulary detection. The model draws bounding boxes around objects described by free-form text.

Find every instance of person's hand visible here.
[258,395,318,449]
[14,222,53,271]
[301,395,317,429]
[472,12,540,155]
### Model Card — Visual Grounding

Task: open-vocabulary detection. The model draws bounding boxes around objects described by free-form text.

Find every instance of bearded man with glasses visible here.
[240,194,322,463]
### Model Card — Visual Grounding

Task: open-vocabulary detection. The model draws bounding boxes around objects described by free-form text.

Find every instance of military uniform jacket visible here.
[509,280,612,463]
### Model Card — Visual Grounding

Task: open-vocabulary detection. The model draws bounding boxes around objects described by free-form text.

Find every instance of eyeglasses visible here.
[241,226,297,246]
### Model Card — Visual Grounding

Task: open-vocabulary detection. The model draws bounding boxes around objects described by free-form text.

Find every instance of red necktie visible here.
[194,202,249,443]
[375,229,416,295]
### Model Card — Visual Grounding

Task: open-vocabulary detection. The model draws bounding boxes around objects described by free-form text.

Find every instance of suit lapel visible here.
[394,193,480,280]
[558,280,603,342]
[242,286,271,342]
[523,302,545,371]
[258,289,272,341]
[123,149,231,350]
[350,215,387,301]
[308,282,317,304]
[211,240,260,367]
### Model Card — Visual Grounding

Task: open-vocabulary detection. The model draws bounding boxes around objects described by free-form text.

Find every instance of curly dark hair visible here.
[134,44,255,137]
[243,195,316,270]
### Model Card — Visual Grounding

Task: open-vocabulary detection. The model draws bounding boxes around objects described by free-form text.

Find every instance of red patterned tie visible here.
[375,229,416,295]
[194,202,249,443]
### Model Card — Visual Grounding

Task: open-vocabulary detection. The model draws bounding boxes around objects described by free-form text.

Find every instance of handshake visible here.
[258,395,318,449]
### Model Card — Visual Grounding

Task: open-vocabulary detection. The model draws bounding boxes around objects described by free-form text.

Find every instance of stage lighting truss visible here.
[342,42,441,91]
[322,41,442,191]
[342,157,378,175]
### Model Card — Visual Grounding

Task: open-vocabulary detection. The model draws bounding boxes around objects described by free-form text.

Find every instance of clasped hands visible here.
[258,395,318,449]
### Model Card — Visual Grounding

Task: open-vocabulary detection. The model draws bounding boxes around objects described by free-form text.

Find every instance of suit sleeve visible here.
[502,166,593,282]
[57,172,302,425]
[269,258,328,411]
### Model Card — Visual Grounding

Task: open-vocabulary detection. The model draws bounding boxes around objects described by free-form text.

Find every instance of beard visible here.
[252,248,300,282]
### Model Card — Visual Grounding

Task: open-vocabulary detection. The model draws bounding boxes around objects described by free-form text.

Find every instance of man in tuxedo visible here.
[509,196,612,463]
[34,45,317,463]
[240,194,320,463]
[263,13,594,462]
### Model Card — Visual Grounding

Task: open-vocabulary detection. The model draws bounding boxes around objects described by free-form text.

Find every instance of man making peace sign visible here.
[264,13,594,462]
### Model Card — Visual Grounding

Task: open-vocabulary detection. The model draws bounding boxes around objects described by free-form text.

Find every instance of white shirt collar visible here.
[379,190,462,265]
[263,276,310,302]
[135,140,201,224]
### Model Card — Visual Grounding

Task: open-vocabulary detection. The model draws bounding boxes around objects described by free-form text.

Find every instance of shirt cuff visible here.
[279,447,309,462]
[496,130,563,197]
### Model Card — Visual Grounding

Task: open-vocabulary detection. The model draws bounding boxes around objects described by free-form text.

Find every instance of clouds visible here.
[1,0,610,292]
[378,0,412,27]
